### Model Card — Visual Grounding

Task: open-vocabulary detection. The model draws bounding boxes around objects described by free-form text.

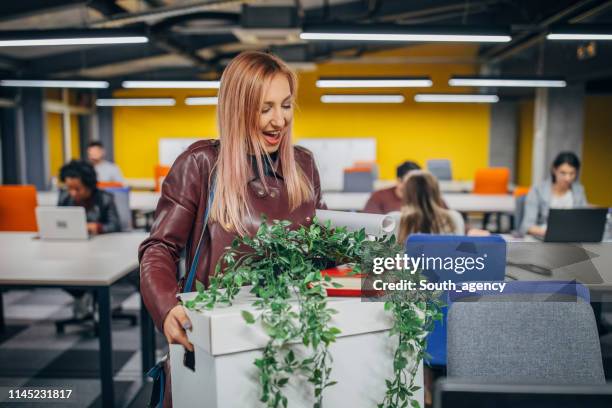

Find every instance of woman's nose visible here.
[270,109,284,127]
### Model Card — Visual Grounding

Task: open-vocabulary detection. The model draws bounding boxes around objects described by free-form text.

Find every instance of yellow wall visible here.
[582,95,612,206]
[515,96,611,206]
[113,44,489,180]
[47,113,81,179]
[516,100,534,187]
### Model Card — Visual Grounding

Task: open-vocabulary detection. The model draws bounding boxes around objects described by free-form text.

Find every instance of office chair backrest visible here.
[427,159,453,181]
[405,234,507,367]
[448,285,604,385]
[0,185,38,231]
[473,167,510,194]
[154,165,171,192]
[343,166,374,192]
[97,181,124,189]
[101,186,132,231]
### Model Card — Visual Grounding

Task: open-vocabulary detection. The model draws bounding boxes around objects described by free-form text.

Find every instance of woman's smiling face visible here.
[258,73,293,153]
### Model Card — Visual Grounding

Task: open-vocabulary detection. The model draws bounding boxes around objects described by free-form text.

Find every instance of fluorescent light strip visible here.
[415,94,499,103]
[123,80,220,89]
[300,33,511,43]
[96,98,176,107]
[0,36,148,47]
[1,80,109,88]
[185,97,218,105]
[316,79,432,88]
[449,78,566,88]
[547,33,612,40]
[321,94,405,104]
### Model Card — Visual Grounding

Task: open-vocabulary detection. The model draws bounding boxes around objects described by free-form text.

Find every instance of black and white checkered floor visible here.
[2,286,612,408]
[0,285,165,408]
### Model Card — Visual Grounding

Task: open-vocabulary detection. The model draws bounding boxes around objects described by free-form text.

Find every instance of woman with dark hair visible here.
[520,151,587,237]
[58,160,121,318]
[58,159,121,235]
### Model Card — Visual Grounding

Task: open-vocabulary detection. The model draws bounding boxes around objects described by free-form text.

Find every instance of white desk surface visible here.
[322,192,515,213]
[0,231,147,286]
[37,191,160,212]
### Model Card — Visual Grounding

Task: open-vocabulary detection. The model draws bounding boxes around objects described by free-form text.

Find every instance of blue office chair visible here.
[405,234,507,368]
[427,159,453,181]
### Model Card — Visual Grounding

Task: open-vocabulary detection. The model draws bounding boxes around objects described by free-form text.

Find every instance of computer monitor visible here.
[544,208,607,242]
[435,379,612,408]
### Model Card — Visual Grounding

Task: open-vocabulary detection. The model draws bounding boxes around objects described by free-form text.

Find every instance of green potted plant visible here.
[184,218,441,408]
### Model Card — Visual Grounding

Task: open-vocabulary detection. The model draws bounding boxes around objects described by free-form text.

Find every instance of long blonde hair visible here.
[397,170,455,243]
[210,51,313,235]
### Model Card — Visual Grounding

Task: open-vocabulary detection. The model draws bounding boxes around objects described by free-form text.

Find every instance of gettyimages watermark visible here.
[358,237,609,302]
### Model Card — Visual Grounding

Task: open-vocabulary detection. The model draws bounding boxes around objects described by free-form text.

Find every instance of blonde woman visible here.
[396,170,464,243]
[139,51,325,407]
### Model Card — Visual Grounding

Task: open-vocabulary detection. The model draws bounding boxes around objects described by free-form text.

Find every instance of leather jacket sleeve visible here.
[99,191,121,233]
[138,148,208,332]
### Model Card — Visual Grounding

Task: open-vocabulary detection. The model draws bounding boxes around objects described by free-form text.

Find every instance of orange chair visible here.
[154,165,171,192]
[473,167,510,195]
[513,185,530,197]
[97,181,124,189]
[0,185,38,231]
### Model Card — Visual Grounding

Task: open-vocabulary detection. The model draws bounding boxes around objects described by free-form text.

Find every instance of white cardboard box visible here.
[170,288,423,408]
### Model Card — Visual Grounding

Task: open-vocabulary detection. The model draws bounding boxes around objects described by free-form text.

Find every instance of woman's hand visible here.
[163,304,194,352]
[87,223,99,235]
[528,225,547,238]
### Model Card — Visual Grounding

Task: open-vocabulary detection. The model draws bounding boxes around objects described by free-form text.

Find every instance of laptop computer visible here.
[35,206,88,240]
[543,208,607,243]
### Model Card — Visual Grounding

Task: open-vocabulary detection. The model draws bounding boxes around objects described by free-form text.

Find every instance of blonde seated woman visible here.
[390,170,464,243]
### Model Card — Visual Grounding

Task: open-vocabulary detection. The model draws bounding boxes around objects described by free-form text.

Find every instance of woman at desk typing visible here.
[520,151,587,238]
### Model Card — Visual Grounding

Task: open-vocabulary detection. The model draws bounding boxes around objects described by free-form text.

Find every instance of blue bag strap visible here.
[183,177,216,293]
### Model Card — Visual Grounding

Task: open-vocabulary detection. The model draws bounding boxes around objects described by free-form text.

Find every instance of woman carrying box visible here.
[138,51,326,407]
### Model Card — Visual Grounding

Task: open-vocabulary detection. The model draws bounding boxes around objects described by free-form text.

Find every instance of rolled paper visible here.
[315,209,397,237]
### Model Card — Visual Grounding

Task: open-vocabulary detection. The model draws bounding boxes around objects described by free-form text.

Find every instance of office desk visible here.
[322,192,515,213]
[502,235,612,297]
[0,232,154,408]
[37,191,160,212]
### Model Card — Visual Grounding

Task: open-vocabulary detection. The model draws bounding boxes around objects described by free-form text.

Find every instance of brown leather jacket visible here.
[138,139,326,333]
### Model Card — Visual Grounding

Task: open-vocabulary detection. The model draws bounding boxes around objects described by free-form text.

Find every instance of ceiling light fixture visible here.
[301,25,511,43]
[414,94,499,103]
[0,80,109,88]
[0,29,148,47]
[316,77,432,88]
[122,80,220,89]
[96,98,176,107]
[185,97,218,105]
[449,77,567,88]
[321,94,405,103]
[547,25,612,41]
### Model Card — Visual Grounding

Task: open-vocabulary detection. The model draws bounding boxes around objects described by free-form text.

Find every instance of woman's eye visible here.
[282,105,291,110]
[262,108,270,114]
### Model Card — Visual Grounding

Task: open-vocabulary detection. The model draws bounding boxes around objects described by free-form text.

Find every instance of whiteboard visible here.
[159,138,203,166]
[297,138,376,191]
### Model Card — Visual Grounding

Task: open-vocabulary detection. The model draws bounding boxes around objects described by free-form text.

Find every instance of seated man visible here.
[363,161,420,214]
[58,160,121,318]
[87,141,125,184]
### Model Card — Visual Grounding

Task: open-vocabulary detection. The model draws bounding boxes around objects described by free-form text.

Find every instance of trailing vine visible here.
[184,218,441,408]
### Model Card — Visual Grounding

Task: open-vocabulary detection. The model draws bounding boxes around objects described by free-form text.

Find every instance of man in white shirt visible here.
[87,141,125,184]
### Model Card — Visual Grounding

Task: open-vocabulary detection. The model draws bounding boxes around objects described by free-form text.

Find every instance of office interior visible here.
[0,1,611,407]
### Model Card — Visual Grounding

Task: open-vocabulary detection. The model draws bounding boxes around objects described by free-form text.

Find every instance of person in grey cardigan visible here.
[520,151,588,237]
